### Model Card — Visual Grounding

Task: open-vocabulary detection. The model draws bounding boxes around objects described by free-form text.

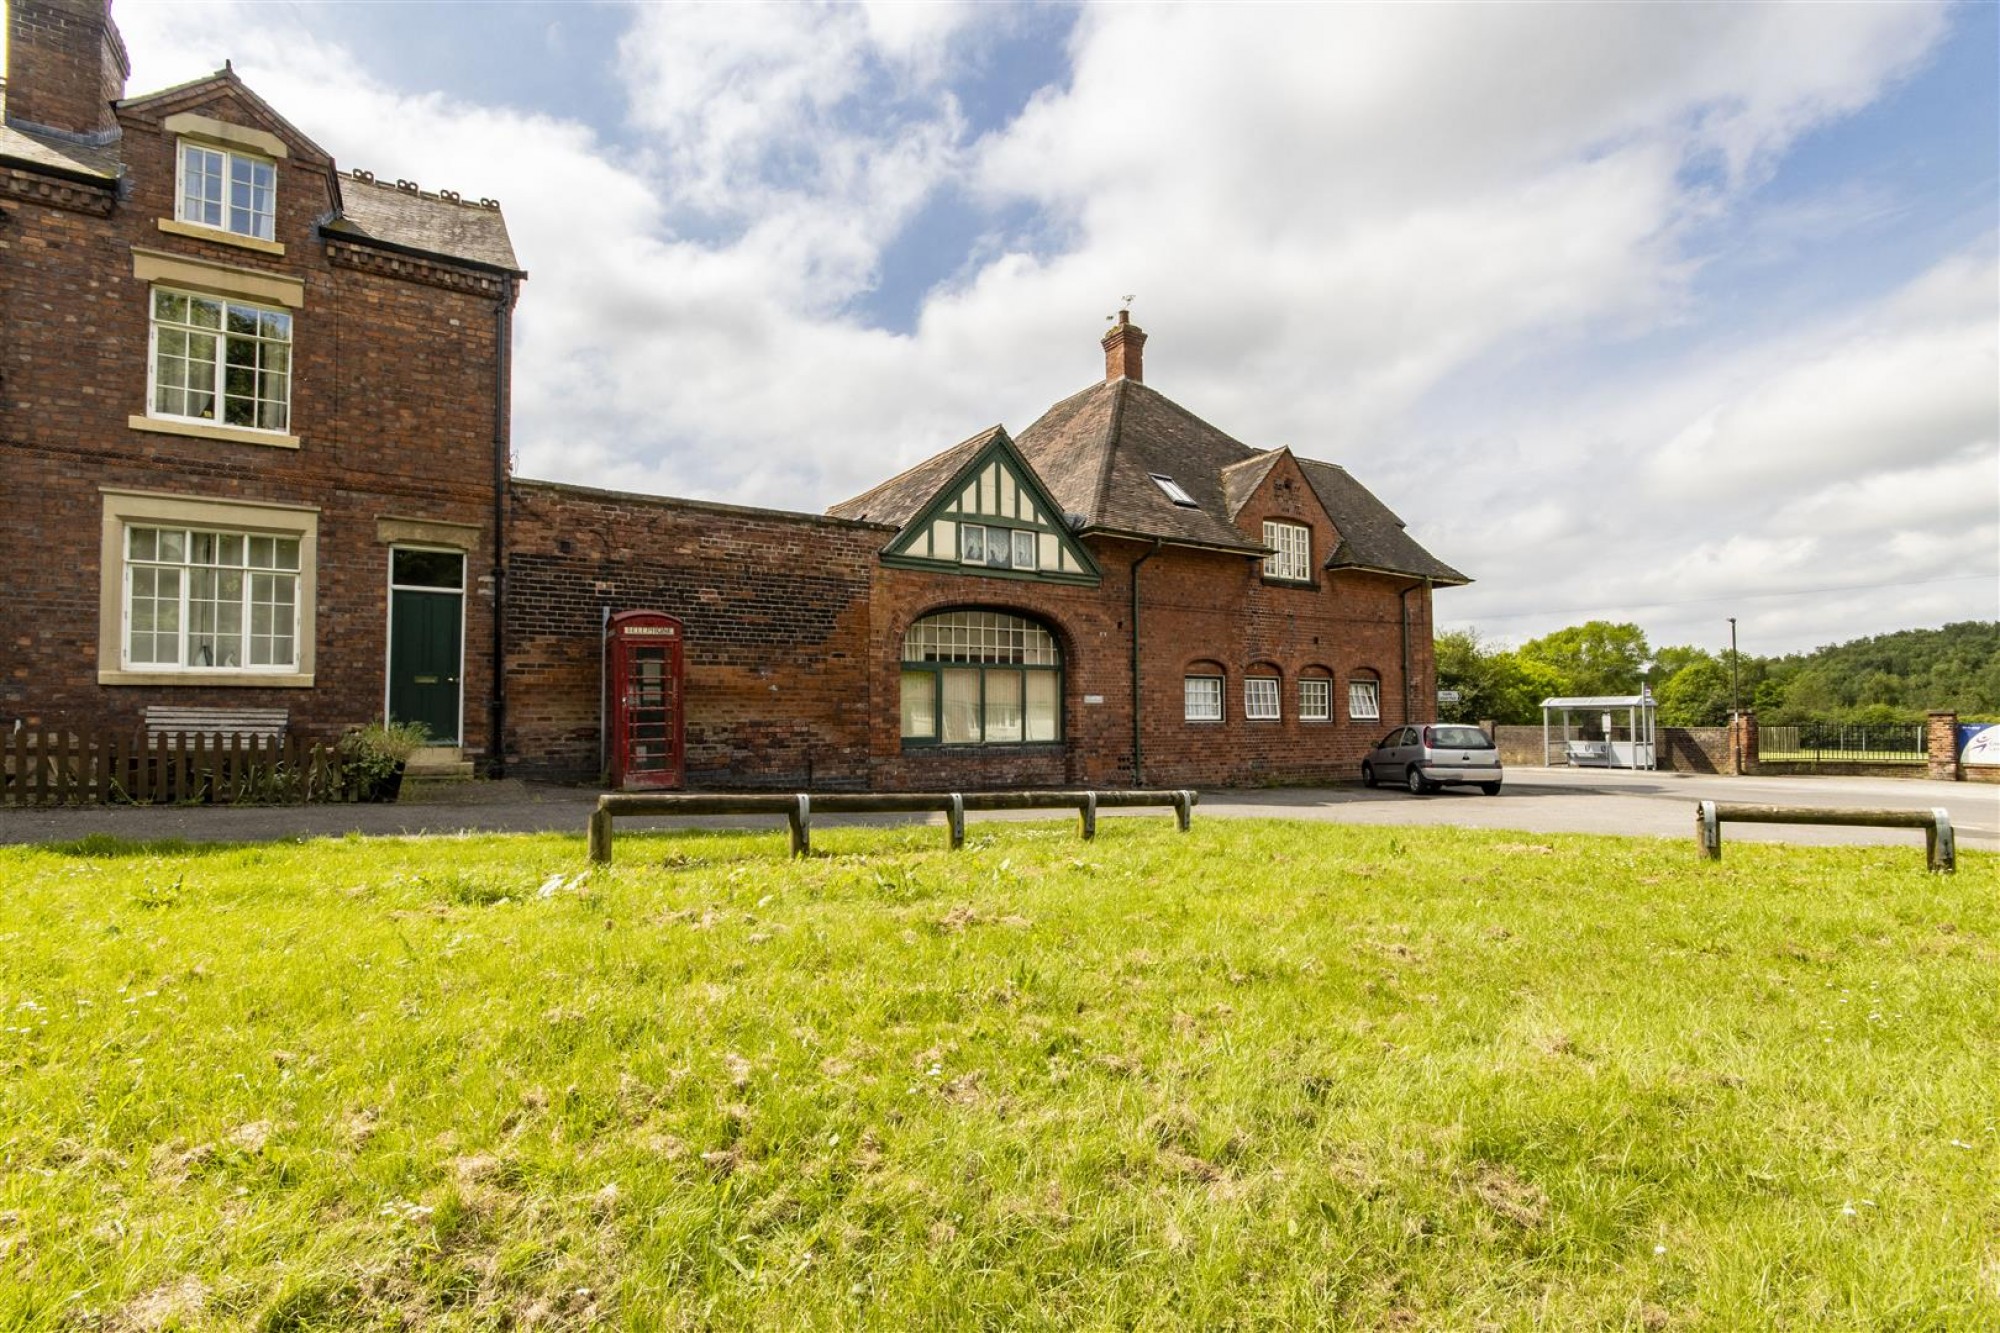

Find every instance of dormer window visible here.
[1150,473,1199,507]
[178,140,276,241]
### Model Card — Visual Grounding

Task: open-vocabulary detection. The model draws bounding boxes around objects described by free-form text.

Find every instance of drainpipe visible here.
[487,272,516,778]
[1129,538,1163,785]
[1398,577,1430,723]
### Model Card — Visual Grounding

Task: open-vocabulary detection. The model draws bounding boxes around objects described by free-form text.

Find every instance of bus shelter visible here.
[1542,694,1657,769]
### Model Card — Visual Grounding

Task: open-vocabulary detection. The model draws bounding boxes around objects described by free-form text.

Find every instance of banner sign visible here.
[1959,723,2000,767]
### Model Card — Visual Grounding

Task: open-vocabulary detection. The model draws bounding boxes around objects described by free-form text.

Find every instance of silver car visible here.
[1362,724,1503,795]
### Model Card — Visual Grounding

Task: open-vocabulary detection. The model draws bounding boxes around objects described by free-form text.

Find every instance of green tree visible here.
[1649,644,1713,691]
[1487,651,1567,724]
[1517,621,1651,698]
[1656,657,1731,727]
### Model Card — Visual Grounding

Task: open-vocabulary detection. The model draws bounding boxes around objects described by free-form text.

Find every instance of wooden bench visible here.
[143,706,289,742]
[1696,800,1955,873]
[587,789,1198,864]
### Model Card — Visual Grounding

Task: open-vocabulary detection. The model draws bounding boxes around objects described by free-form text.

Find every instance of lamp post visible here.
[1728,618,1740,719]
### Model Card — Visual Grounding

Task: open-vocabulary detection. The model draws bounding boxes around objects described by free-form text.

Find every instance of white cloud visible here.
[107,0,1988,653]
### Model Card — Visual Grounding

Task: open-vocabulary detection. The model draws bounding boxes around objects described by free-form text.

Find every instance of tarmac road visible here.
[1198,767,2000,853]
[0,767,1993,854]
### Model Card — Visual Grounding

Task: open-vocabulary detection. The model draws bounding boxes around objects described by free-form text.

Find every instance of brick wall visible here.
[1660,726,1729,773]
[505,483,1438,792]
[3,0,128,137]
[503,481,881,787]
[0,84,508,754]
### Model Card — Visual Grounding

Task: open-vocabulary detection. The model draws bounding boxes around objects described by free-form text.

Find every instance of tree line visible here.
[1436,620,2000,727]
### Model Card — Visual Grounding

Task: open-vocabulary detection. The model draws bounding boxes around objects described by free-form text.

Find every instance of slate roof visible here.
[5,67,521,275]
[325,174,522,273]
[825,425,1007,525]
[1295,458,1468,585]
[0,122,121,180]
[1012,379,1268,553]
[830,369,1469,585]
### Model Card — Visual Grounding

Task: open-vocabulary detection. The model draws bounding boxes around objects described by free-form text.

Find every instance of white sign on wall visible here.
[1961,724,2000,767]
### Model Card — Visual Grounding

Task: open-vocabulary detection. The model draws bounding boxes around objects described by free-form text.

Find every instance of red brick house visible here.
[0,0,523,765]
[4,0,1466,794]
[503,313,1467,790]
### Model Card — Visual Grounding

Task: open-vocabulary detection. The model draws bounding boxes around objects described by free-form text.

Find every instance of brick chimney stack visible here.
[3,0,130,139]
[1102,309,1146,384]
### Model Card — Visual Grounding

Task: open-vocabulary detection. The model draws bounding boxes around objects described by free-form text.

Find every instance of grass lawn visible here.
[1,819,1994,1330]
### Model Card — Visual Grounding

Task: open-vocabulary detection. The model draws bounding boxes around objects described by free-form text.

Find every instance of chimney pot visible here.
[1101,311,1146,384]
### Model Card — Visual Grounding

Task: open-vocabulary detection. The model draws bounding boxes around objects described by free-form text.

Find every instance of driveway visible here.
[0,769,1993,853]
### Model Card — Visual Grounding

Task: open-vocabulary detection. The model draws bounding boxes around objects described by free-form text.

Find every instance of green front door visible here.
[388,549,464,745]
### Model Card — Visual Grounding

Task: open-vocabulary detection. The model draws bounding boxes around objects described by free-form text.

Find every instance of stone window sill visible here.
[156,217,286,256]
[99,669,314,688]
[129,415,300,450]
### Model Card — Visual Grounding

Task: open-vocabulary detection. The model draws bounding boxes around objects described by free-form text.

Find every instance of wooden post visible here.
[1079,791,1098,840]
[1927,808,1955,874]
[1696,801,1954,873]
[1175,789,1194,832]
[588,803,614,865]
[788,793,811,858]
[947,793,964,851]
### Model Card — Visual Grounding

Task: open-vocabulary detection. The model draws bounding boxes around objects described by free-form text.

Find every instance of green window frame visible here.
[899,610,1062,747]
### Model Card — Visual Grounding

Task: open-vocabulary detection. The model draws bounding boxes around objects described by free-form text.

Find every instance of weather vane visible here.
[1107,294,1137,321]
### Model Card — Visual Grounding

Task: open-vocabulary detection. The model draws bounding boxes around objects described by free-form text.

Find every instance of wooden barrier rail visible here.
[587,789,1198,864]
[1696,800,1956,873]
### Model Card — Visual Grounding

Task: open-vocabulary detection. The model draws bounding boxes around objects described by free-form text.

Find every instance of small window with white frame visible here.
[1300,677,1330,721]
[1245,675,1280,720]
[150,288,292,433]
[178,140,277,241]
[1348,677,1381,721]
[1185,675,1224,722]
[1262,520,1311,582]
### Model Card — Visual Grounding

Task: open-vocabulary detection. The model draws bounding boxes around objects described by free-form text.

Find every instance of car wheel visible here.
[1480,782,1502,796]
[1362,762,1377,789]
[1405,766,1427,795]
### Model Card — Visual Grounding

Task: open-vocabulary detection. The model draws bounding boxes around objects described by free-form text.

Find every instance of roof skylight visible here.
[1149,473,1199,507]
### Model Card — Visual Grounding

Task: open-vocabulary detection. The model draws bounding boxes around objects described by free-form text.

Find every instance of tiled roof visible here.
[1013,379,1267,552]
[0,122,121,179]
[831,362,1467,584]
[1295,458,1468,585]
[1220,450,1285,520]
[825,425,1006,525]
[327,174,521,273]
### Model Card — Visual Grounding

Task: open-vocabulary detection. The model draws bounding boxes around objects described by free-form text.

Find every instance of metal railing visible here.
[1759,722,1925,764]
[587,789,1197,864]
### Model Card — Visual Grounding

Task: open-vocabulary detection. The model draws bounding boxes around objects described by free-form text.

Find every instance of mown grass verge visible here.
[1,820,1994,1329]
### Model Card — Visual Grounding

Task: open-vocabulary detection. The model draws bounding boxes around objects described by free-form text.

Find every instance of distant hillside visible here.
[1750,621,2000,724]
[1439,620,2000,726]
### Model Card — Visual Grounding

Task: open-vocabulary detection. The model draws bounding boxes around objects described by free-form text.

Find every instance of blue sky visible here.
[108,0,1997,657]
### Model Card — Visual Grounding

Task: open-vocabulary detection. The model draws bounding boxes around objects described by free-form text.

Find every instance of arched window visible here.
[1347,669,1382,722]
[900,610,1062,745]
[1244,662,1283,721]
[1298,665,1333,722]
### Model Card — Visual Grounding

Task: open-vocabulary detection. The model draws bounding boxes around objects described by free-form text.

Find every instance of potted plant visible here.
[338,721,430,803]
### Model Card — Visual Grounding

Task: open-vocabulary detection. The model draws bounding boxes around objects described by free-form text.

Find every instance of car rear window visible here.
[1427,726,1494,750]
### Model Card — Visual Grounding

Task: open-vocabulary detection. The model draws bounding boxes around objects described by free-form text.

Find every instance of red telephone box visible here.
[607,611,685,790]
